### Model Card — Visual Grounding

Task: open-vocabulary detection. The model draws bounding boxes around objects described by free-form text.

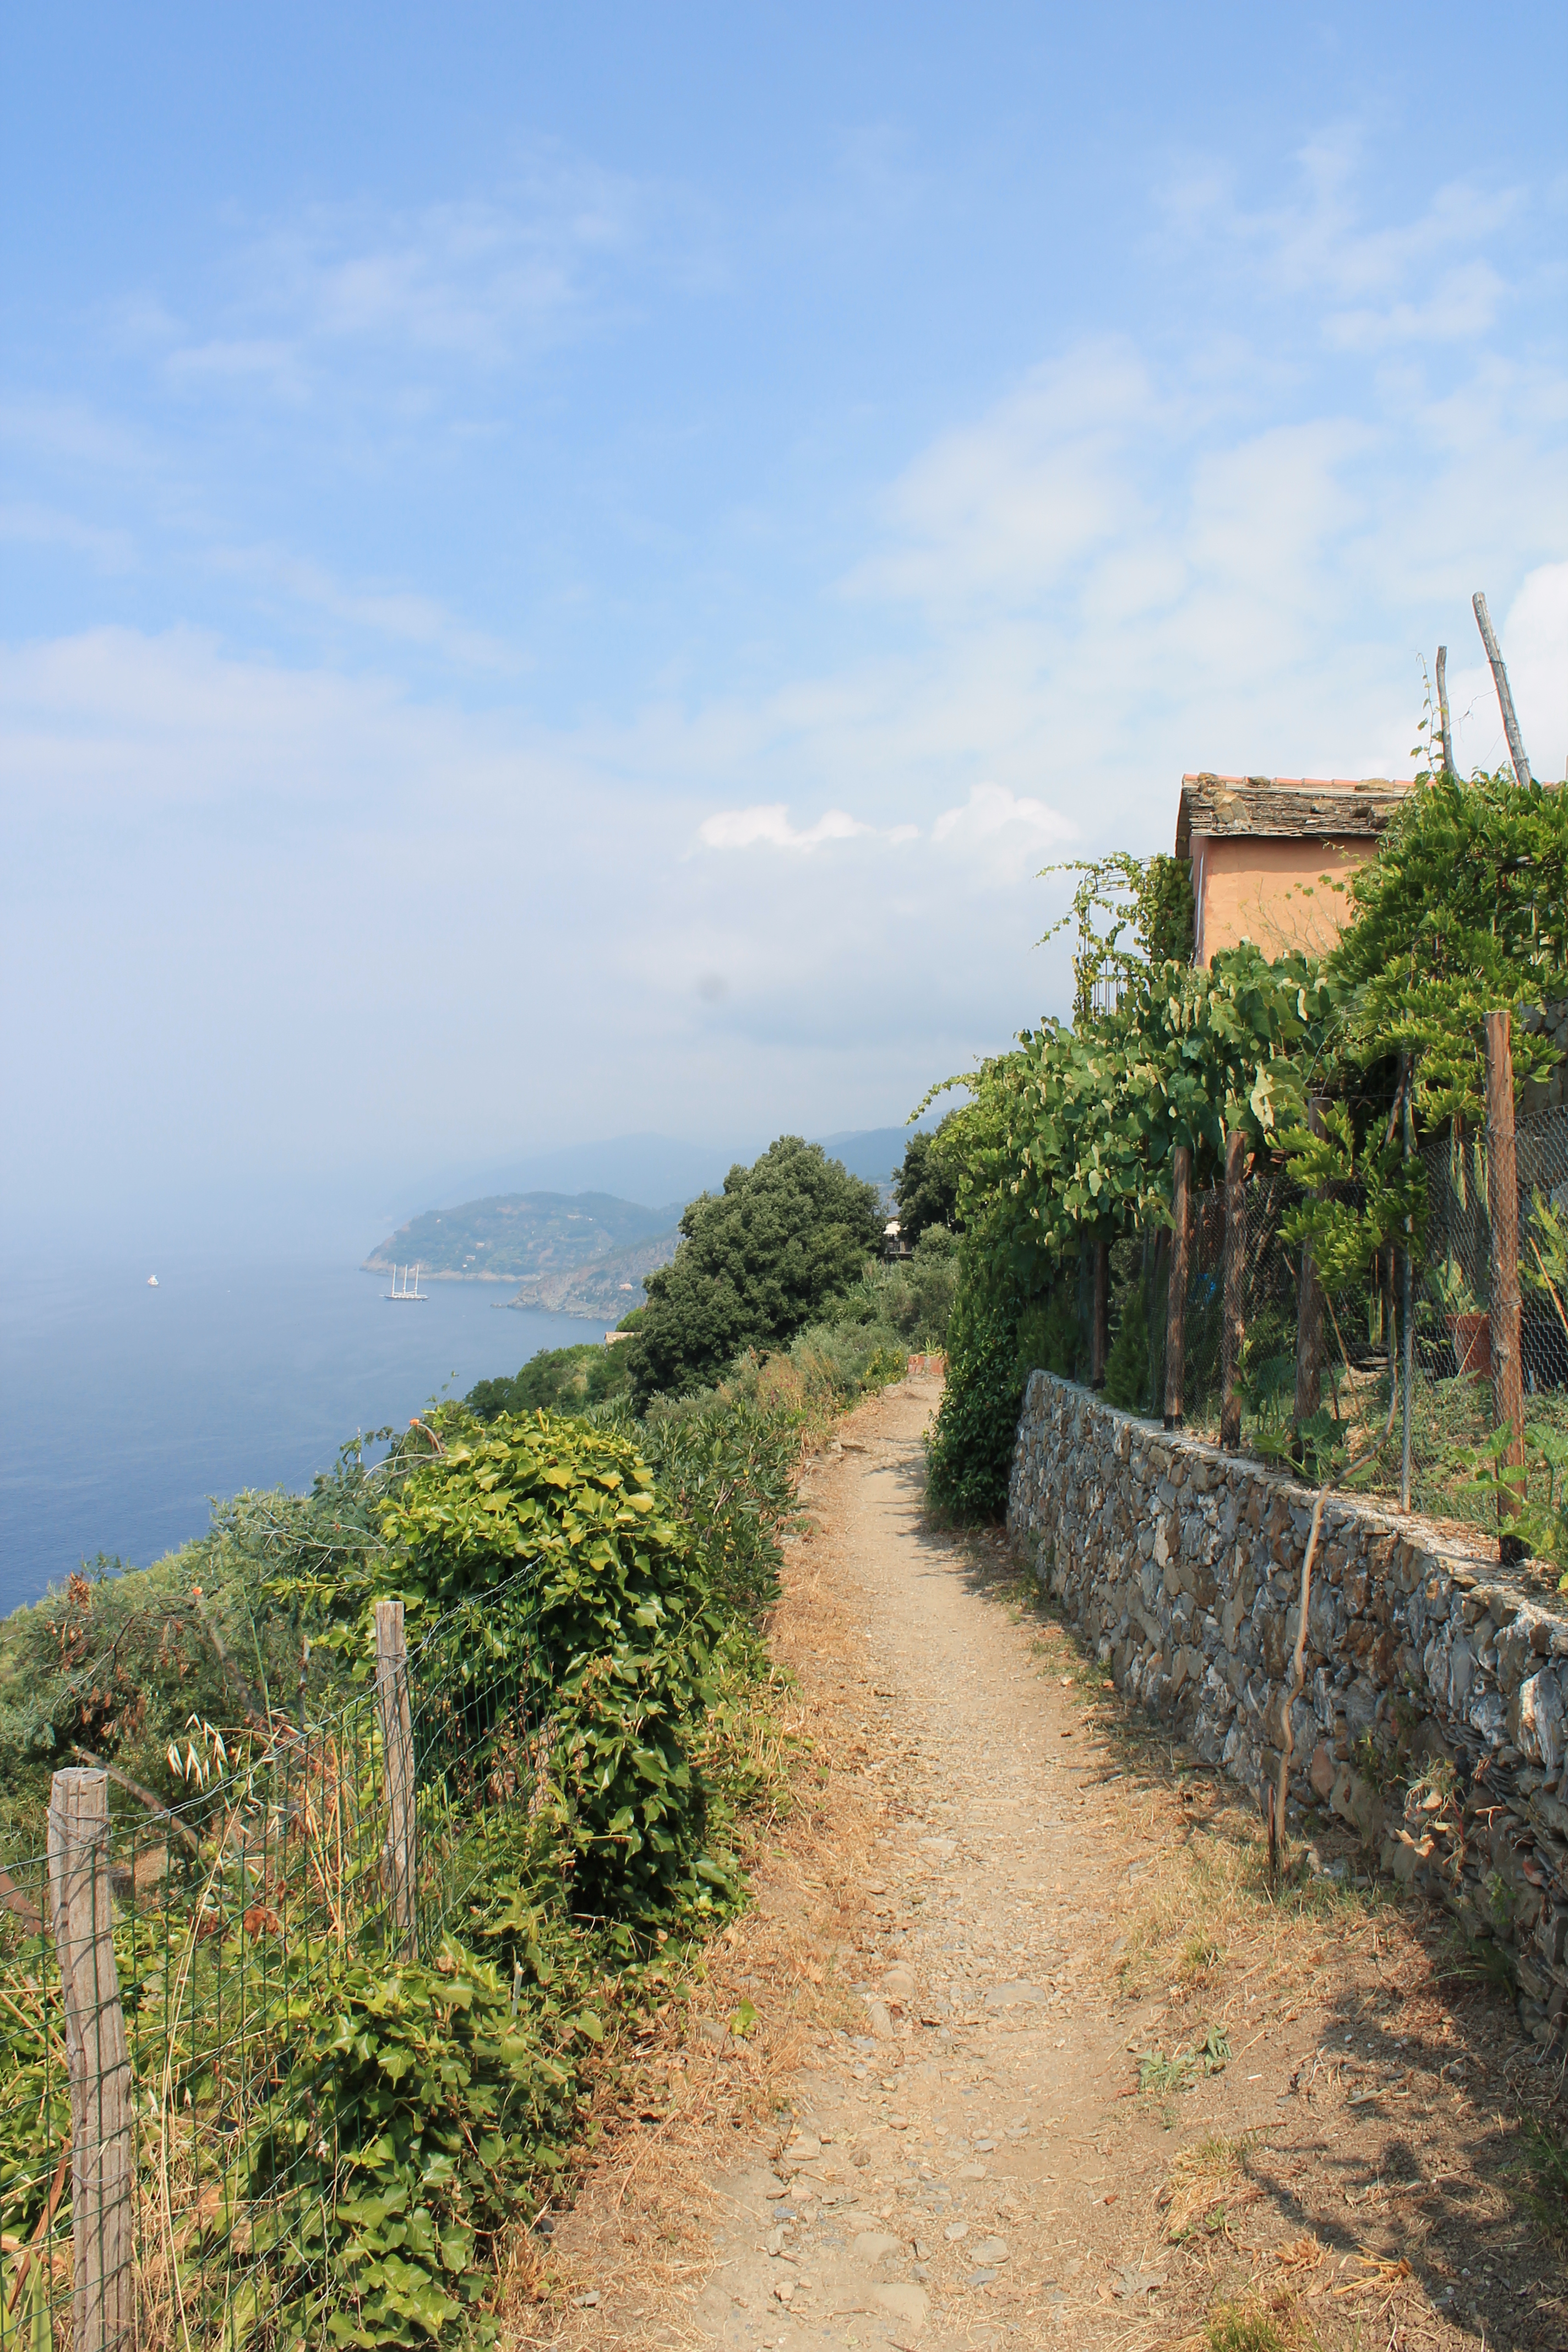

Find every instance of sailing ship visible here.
[385,1262,427,1302]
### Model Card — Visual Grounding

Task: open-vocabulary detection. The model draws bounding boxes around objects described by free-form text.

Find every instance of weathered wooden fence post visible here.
[1220,1127,1246,1450]
[1164,1146,1191,1430]
[1401,1064,1415,1512]
[48,1768,134,2352]
[1091,1234,1110,1390]
[374,1600,417,1955]
[1293,1098,1328,1451]
[1484,1009,1526,1559]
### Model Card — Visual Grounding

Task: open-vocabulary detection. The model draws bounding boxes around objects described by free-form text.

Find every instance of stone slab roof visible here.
[1175,773,1415,859]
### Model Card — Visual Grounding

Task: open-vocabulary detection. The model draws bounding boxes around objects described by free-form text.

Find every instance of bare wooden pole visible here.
[1091,1233,1110,1389]
[374,1600,417,1956]
[1145,1225,1167,1414]
[1164,1146,1191,1429]
[1401,1060,1415,1512]
[1473,592,1533,785]
[1484,1010,1526,1558]
[1435,645,1455,777]
[1220,1127,1247,1450]
[48,1769,134,2352]
[1294,1098,1328,1446]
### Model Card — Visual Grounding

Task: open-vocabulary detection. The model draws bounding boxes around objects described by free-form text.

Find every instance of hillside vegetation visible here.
[364,1188,679,1280]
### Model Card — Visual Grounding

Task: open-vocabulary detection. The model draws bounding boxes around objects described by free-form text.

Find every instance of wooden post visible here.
[1401,1065,1415,1512]
[1090,1233,1110,1389]
[374,1600,417,1956]
[1473,592,1533,786]
[1145,1226,1167,1417]
[1435,645,1455,777]
[48,1770,133,2352]
[1220,1127,1247,1450]
[1164,1146,1191,1429]
[1294,1098,1329,1445]
[1484,1010,1526,1557]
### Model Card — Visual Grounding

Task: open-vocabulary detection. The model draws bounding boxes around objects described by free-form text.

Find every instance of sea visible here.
[0,1257,611,1619]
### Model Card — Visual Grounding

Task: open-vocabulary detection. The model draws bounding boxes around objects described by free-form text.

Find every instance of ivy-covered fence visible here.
[0,1572,583,2352]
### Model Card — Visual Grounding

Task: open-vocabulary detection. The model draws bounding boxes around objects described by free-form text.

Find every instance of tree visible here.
[1326,767,1568,1129]
[895,1119,962,1243]
[627,1137,882,1403]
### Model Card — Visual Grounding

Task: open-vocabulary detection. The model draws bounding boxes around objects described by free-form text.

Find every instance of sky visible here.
[3,2,1565,1254]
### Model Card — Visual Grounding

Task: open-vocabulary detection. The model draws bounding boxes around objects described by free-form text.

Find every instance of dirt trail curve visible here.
[534,1377,1564,2352]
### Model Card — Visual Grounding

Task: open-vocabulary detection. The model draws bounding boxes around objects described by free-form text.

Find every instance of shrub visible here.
[628,1137,881,1403]
[924,1291,1027,1521]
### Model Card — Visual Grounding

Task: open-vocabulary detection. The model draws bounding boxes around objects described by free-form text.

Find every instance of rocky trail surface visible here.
[527,1378,1566,2352]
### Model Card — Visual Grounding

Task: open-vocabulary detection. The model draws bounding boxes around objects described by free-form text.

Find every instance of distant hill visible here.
[363,1124,946,1311]
[504,1226,681,1317]
[363,1190,681,1282]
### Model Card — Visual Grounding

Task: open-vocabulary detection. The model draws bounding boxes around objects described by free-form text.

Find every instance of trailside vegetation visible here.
[466,1339,633,1421]
[921,774,1568,1520]
[627,1136,882,1404]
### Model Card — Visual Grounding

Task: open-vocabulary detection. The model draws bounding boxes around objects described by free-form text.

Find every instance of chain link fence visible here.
[0,1575,546,2352]
[1085,1106,1568,1553]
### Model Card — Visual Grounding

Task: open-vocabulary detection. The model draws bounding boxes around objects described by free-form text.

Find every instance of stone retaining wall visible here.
[1006,1370,1568,2050]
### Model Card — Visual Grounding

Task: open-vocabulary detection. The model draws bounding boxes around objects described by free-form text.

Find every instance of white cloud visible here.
[1326,259,1508,351]
[0,502,134,571]
[697,804,874,851]
[930,782,1071,848]
[844,341,1153,605]
[210,546,521,671]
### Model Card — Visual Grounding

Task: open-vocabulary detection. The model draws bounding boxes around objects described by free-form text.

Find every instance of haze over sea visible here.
[0,1258,601,1617]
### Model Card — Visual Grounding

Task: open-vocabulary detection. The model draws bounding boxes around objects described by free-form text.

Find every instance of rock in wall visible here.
[1007,1369,1568,2050]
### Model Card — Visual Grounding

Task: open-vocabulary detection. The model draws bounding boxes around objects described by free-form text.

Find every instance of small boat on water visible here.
[147,1275,159,1287]
[385,1262,426,1302]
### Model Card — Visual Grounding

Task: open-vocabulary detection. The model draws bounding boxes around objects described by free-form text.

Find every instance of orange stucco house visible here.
[1175,774,1414,967]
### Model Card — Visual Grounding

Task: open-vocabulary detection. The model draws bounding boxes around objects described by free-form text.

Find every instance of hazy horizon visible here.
[4,3,1565,1262]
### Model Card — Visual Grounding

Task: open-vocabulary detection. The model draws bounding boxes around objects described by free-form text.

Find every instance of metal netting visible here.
[1143,1103,1568,1539]
[0,1574,547,2352]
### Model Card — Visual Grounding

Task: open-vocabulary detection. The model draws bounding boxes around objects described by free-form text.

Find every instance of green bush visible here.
[465,1341,631,1422]
[628,1136,881,1403]
[924,1292,1027,1521]
[230,1936,584,2349]
[1102,1281,1150,1409]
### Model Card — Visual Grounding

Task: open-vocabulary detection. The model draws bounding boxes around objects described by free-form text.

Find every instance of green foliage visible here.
[465,1342,631,1423]
[827,1228,957,1353]
[1039,851,1194,1024]
[1276,1098,1427,1293]
[230,1937,581,2348]
[894,1119,962,1243]
[628,1137,882,1404]
[923,1285,1028,1521]
[1102,1279,1150,1410]
[360,1418,732,1927]
[1327,768,1568,1128]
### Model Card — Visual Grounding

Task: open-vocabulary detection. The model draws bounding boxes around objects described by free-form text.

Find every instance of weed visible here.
[1205,2299,1290,2352]
[1138,2026,1231,2096]
[1162,2130,1259,2242]
[1508,2114,1568,2246]
[1181,1932,1223,1981]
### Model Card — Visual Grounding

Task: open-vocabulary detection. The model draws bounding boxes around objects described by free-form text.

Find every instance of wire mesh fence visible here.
[0,1574,547,2352]
[1070,1104,1568,1554]
[1127,1102,1568,1542]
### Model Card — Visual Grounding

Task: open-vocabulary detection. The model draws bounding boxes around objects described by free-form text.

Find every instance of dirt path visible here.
[530,1378,1566,2352]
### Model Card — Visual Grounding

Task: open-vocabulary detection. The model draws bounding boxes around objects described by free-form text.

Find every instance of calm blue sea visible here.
[0,1259,610,1617]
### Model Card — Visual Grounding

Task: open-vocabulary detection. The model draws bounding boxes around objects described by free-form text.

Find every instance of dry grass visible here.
[1159,2132,1262,2245]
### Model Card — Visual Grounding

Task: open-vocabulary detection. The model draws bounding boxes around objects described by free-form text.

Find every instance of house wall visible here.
[1008,1370,1568,2049]
[1191,832,1376,965]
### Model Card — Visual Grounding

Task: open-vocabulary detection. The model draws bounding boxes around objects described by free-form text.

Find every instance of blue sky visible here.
[3,2,1565,1248]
